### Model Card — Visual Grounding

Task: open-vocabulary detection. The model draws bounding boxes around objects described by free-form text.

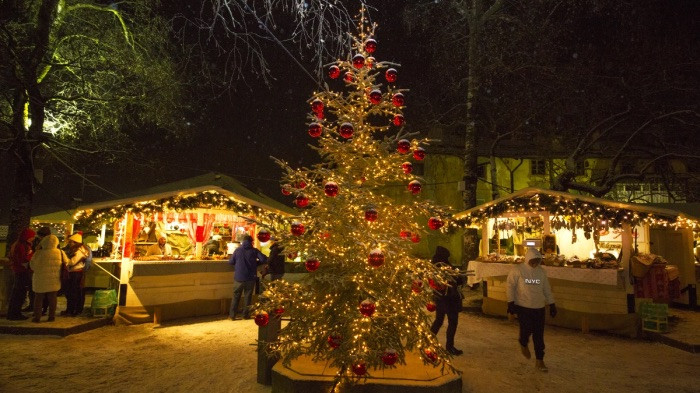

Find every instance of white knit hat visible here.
[524,247,542,264]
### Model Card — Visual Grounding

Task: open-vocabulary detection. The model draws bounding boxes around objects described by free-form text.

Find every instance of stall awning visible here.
[453,188,699,230]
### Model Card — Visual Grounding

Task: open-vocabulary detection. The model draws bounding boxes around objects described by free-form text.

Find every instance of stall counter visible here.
[118,259,237,324]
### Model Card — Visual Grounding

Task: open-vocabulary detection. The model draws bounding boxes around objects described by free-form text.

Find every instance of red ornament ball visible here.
[291,221,305,236]
[397,139,411,154]
[311,98,324,113]
[392,114,405,127]
[426,302,437,312]
[381,350,398,366]
[364,39,377,53]
[286,251,298,260]
[428,278,447,292]
[413,147,426,161]
[295,194,309,208]
[392,93,405,107]
[339,122,354,139]
[400,230,411,239]
[359,299,376,317]
[305,258,320,272]
[352,54,365,69]
[324,181,339,197]
[364,208,378,222]
[327,334,342,349]
[411,233,421,243]
[369,90,382,105]
[408,180,422,195]
[428,217,444,230]
[424,349,438,363]
[254,312,269,327]
[401,162,413,174]
[411,280,423,293]
[344,71,355,83]
[295,180,307,189]
[281,184,292,195]
[308,123,322,138]
[328,65,340,79]
[352,362,367,376]
[315,110,324,120]
[368,248,385,267]
[366,56,375,69]
[256,229,271,243]
[274,306,285,315]
[385,68,398,83]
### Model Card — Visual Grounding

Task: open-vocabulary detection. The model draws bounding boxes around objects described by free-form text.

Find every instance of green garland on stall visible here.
[74,191,289,229]
[450,192,689,234]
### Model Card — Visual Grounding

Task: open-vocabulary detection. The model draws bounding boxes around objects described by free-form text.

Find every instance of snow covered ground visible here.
[0,312,697,393]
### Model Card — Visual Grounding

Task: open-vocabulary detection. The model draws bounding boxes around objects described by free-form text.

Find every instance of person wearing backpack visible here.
[61,233,90,316]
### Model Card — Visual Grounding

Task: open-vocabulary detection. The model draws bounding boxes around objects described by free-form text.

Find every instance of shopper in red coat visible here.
[6,228,36,320]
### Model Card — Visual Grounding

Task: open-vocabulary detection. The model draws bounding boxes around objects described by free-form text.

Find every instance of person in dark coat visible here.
[263,239,285,281]
[430,245,466,356]
[228,235,267,319]
[7,228,35,320]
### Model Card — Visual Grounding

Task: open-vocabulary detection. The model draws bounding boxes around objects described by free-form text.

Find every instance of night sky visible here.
[10,0,699,215]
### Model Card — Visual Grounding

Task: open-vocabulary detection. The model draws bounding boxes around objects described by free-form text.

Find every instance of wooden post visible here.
[257,317,281,385]
[481,221,490,257]
[154,306,162,325]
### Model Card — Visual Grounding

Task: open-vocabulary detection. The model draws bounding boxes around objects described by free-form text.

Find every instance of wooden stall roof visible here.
[453,188,699,227]
[77,172,295,216]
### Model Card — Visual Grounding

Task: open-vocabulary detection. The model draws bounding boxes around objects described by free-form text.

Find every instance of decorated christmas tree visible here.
[255,8,460,383]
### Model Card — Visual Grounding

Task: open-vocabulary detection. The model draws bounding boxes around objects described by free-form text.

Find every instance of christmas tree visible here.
[255,7,459,383]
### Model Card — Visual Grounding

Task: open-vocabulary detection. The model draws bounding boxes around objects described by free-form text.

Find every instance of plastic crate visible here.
[638,302,668,333]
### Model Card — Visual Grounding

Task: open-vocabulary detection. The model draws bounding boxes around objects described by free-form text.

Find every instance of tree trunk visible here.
[6,145,34,252]
[490,155,498,200]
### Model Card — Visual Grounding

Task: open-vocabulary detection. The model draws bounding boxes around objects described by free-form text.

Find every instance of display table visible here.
[467,261,622,286]
[468,260,638,336]
[118,259,236,324]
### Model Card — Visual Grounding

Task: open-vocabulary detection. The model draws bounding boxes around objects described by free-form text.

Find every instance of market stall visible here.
[75,173,293,323]
[454,188,699,336]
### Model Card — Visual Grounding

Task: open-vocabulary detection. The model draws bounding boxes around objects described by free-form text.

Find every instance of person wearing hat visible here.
[61,232,90,316]
[6,228,35,320]
[506,247,557,372]
[262,237,285,281]
[25,226,53,314]
[146,234,172,256]
[29,235,67,322]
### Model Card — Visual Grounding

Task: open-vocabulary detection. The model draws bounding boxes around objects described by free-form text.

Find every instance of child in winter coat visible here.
[29,235,67,322]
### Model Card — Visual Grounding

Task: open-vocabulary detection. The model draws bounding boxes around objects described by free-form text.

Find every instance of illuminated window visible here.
[531,159,546,176]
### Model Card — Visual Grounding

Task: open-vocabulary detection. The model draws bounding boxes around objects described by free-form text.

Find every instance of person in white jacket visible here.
[29,235,67,322]
[507,247,557,372]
